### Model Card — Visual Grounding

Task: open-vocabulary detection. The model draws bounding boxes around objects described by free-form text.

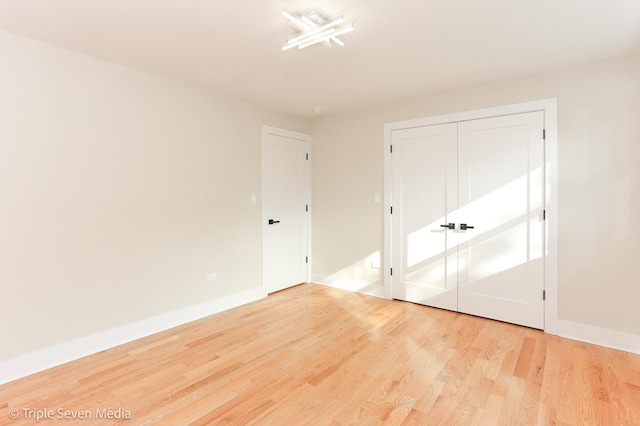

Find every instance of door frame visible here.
[383,98,558,334]
[261,125,312,297]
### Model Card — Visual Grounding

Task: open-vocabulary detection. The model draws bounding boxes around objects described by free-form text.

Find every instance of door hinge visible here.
[306,204,308,212]
[390,268,393,276]
[543,129,546,140]
[306,256,308,264]
[543,210,546,220]
[390,206,393,214]
[543,290,546,301]
[390,145,393,153]
[306,153,309,160]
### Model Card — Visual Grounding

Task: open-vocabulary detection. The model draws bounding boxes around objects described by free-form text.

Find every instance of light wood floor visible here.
[2,284,640,425]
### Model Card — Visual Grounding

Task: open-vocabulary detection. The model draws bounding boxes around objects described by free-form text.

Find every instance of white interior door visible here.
[391,123,458,311]
[391,112,545,329]
[262,127,310,294]
[457,112,545,329]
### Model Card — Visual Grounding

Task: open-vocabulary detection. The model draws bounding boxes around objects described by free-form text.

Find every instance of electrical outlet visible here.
[206,273,217,281]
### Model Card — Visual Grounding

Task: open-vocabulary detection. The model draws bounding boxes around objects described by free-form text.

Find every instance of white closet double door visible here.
[391,112,545,329]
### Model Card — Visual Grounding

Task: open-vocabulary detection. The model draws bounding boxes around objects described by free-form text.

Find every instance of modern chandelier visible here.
[281,9,354,51]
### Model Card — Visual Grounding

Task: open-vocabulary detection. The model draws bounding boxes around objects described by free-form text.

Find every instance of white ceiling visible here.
[0,0,639,118]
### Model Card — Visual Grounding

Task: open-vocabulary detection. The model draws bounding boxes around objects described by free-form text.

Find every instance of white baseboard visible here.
[0,288,264,385]
[558,320,640,354]
[312,273,386,299]
[5,289,637,386]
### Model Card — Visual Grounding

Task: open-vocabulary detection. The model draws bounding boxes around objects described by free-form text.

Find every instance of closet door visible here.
[390,111,546,329]
[391,123,458,311]
[457,112,545,329]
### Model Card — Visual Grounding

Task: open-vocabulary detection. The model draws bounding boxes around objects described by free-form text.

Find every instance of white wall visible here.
[2,26,639,371]
[0,30,309,361]
[311,54,640,336]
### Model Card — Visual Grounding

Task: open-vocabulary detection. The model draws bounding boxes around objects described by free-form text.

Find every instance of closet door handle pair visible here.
[440,223,474,230]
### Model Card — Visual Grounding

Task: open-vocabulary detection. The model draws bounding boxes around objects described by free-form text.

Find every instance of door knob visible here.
[268,219,280,225]
[460,223,474,230]
[440,223,455,229]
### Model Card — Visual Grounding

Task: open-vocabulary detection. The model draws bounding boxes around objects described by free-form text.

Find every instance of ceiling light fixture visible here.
[282,9,354,51]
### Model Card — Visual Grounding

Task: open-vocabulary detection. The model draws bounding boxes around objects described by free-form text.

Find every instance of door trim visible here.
[261,125,312,297]
[383,98,558,334]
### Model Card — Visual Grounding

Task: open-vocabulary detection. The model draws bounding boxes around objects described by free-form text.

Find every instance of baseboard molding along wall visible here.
[558,320,640,354]
[312,273,386,298]
[0,288,263,385]
[3,287,639,385]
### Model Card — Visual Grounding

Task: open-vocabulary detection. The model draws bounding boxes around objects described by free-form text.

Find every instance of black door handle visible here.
[268,219,280,225]
[440,223,455,229]
[460,223,474,230]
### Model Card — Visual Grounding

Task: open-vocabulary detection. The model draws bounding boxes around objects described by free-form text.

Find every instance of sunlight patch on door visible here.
[406,220,447,267]
[403,166,543,285]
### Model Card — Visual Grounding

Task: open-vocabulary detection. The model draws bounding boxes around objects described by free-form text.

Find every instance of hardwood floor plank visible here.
[479,393,505,425]
[513,336,537,379]
[497,376,526,424]
[381,394,417,425]
[519,336,546,424]
[556,340,578,423]
[2,284,639,425]
[537,336,560,423]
